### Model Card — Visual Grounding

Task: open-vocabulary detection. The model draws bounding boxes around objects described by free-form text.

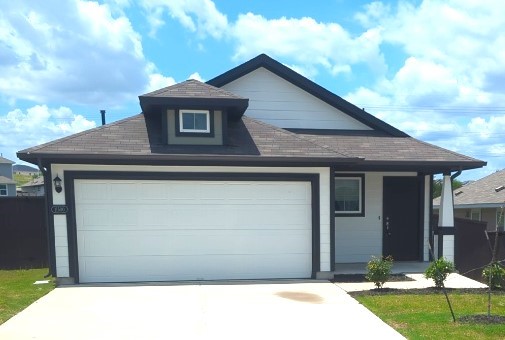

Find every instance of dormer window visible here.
[179,110,210,133]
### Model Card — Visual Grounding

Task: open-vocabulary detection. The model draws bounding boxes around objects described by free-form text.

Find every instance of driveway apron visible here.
[0,281,403,339]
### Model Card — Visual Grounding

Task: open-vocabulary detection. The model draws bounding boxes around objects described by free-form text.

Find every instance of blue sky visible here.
[1,0,504,181]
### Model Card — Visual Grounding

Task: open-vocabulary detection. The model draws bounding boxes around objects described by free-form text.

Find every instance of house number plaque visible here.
[51,205,68,214]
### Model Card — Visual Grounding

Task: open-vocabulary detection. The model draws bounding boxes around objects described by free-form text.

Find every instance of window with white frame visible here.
[0,184,7,196]
[179,110,210,133]
[334,175,364,216]
[470,208,481,221]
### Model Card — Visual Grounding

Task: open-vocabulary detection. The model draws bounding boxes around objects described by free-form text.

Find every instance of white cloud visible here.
[145,73,176,93]
[355,0,505,108]
[139,0,228,38]
[0,0,173,107]
[229,13,386,77]
[342,0,505,178]
[0,105,96,163]
[188,72,204,81]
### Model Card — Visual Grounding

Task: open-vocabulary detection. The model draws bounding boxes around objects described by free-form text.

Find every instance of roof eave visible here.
[139,96,249,119]
[17,152,361,166]
[434,203,505,209]
[333,160,487,173]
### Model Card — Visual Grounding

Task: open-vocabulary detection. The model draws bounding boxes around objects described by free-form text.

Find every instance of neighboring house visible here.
[19,177,45,196]
[17,54,486,284]
[0,156,16,197]
[13,164,40,176]
[434,169,505,231]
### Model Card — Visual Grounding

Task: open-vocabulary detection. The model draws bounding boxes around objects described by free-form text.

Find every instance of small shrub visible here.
[425,257,455,288]
[482,262,505,289]
[366,256,393,289]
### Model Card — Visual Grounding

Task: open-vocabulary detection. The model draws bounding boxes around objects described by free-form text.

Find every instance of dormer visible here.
[139,80,249,145]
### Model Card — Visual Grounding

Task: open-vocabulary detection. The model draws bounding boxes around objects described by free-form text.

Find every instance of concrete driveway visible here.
[0,281,403,340]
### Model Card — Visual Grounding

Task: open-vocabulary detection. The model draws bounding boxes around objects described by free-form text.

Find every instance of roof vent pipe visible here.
[100,110,106,126]
[495,185,505,193]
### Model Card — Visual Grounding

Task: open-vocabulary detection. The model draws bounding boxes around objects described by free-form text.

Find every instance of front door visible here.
[383,177,421,261]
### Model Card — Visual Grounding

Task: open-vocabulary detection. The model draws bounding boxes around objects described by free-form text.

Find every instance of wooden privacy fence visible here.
[453,216,505,282]
[0,197,48,269]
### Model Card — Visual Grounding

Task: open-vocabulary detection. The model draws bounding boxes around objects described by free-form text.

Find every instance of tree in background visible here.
[432,178,464,199]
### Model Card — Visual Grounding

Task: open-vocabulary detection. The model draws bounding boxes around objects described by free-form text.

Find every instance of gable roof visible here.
[139,79,249,119]
[17,114,356,165]
[0,156,14,164]
[21,177,44,187]
[433,169,505,207]
[0,176,15,184]
[16,54,486,173]
[207,54,408,137]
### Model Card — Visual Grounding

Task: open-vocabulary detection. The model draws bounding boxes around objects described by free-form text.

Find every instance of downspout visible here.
[37,159,54,278]
[451,169,462,181]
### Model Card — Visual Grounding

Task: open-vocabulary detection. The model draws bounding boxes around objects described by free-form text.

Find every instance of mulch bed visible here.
[332,274,414,283]
[459,314,505,324]
[349,287,504,296]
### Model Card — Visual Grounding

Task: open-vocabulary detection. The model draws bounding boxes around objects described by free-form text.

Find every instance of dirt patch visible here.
[459,315,505,324]
[332,274,414,283]
[275,291,324,304]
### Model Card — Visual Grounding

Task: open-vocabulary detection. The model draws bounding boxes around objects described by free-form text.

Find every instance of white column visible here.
[438,174,455,261]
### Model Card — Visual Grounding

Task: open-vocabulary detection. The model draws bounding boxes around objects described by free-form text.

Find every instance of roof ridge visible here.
[142,79,246,99]
[243,116,353,158]
[19,114,143,154]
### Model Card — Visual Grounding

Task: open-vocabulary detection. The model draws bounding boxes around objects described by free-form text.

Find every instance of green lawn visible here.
[0,269,54,325]
[354,290,505,339]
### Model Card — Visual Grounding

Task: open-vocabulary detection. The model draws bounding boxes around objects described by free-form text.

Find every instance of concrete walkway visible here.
[0,281,404,340]
[335,273,488,292]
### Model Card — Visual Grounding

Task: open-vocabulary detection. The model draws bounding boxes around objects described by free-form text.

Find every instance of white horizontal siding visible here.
[221,68,372,130]
[334,172,418,263]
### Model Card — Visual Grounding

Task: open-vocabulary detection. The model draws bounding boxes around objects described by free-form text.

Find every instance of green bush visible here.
[366,256,393,289]
[425,257,455,288]
[482,262,505,289]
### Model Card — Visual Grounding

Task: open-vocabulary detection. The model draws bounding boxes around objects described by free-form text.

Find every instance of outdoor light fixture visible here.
[53,174,62,193]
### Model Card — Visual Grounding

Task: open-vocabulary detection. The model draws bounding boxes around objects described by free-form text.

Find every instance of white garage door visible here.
[75,179,312,283]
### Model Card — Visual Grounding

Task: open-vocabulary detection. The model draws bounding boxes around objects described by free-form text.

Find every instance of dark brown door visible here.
[383,177,420,261]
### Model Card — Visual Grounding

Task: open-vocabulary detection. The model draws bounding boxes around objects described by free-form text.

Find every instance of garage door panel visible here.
[75,179,313,282]
[78,229,312,257]
[81,253,312,282]
[80,207,138,229]
[163,205,311,229]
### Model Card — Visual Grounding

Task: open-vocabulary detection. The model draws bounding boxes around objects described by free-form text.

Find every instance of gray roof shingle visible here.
[433,169,505,206]
[0,176,15,184]
[142,79,246,100]
[17,112,485,172]
[18,114,352,162]
[298,133,481,163]
[0,156,14,164]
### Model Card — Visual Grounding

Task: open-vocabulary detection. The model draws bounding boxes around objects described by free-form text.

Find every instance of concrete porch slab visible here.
[334,273,488,292]
[333,261,430,275]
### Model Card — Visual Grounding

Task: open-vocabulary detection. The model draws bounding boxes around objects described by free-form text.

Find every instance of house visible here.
[0,156,16,197]
[17,54,486,284]
[434,169,505,231]
[13,164,40,176]
[19,177,45,196]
